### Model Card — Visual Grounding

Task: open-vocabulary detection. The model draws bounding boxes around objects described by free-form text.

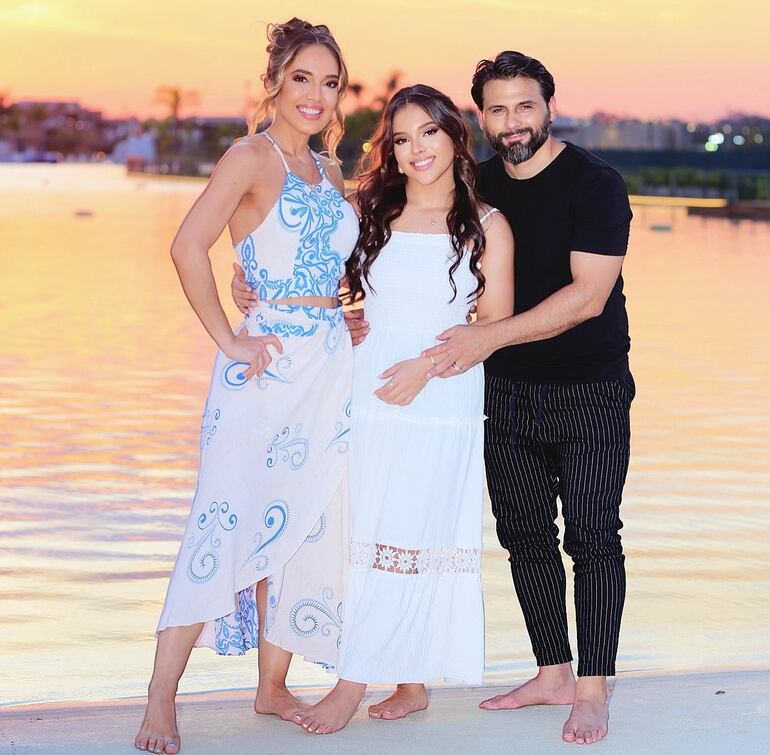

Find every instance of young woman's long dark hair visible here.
[344,84,486,304]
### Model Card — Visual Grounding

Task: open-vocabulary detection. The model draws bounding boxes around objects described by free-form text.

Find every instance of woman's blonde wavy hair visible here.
[247,18,349,163]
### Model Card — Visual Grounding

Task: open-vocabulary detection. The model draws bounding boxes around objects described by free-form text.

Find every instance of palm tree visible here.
[0,94,21,149]
[372,71,403,110]
[153,86,200,160]
[153,86,200,122]
[347,82,365,107]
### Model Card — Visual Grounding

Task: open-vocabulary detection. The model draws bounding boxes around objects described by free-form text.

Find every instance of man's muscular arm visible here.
[423,251,624,378]
[490,251,623,344]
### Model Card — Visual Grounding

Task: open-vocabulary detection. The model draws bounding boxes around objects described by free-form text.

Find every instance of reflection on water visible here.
[1,165,768,705]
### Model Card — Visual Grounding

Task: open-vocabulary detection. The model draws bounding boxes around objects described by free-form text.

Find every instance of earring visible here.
[397,166,404,174]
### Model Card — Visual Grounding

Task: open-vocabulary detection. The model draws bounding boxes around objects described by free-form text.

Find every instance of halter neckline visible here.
[263,131,326,185]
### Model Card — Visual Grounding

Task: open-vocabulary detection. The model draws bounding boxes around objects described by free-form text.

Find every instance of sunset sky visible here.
[1,0,767,122]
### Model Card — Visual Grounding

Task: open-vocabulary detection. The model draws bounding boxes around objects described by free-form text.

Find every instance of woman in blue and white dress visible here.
[134,20,359,755]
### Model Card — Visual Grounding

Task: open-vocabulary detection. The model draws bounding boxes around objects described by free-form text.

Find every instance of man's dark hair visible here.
[471,51,555,109]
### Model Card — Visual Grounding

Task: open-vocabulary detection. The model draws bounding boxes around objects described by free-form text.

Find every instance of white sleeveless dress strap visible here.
[479,207,500,224]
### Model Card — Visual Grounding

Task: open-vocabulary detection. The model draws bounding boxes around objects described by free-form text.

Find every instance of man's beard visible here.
[485,112,552,165]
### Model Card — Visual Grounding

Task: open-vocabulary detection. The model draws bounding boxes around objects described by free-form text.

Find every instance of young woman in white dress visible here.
[134,19,359,755]
[234,85,514,734]
[295,84,514,734]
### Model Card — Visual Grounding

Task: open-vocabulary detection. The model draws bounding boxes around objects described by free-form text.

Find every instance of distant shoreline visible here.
[117,167,766,214]
[124,169,770,216]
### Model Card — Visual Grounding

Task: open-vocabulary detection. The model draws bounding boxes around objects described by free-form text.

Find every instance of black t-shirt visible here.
[478,142,632,383]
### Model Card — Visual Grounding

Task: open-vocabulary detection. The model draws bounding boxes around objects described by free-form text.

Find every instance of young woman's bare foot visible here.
[254,683,309,722]
[134,689,180,754]
[292,680,366,735]
[479,663,576,710]
[562,677,609,745]
[368,684,428,720]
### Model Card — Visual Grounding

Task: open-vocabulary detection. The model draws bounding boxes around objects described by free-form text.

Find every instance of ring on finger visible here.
[429,355,437,367]
[451,361,462,373]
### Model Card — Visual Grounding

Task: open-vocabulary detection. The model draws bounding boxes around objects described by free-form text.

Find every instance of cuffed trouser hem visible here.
[535,653,574,668]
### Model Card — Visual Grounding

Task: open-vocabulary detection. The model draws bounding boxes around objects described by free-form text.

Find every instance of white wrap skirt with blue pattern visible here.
[157,301,352,668]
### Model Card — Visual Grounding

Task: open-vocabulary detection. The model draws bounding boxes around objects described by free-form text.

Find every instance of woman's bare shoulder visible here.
[212,135,283,189]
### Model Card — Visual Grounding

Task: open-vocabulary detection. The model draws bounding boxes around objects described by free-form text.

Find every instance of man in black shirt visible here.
[423,52,634,746]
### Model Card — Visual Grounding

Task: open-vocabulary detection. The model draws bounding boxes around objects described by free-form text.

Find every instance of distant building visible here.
[554,113,769,154]
[112,129,157,171]
[13,100,105,156]
[0,96,766,178]
[554,115,693,151]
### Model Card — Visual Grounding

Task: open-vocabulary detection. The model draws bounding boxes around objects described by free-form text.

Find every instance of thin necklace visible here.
[419,204,453,227]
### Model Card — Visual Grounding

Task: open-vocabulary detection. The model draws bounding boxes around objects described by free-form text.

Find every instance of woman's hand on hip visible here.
[224,329,283,379]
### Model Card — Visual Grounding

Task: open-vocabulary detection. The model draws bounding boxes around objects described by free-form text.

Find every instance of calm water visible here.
[1,164,768,706]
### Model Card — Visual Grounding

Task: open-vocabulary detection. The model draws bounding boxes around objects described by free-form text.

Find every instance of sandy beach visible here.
[2,668,767,754]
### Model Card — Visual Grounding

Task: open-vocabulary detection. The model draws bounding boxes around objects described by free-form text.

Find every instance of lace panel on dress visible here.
[349,541,481,575]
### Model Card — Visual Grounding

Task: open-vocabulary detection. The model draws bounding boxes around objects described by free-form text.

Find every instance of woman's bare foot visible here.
[134,689,180,754]
[254,683,309,722]
[479,663,576,710]
[562,677,609,745]
[368,684,428,720]
[292,680,366,735]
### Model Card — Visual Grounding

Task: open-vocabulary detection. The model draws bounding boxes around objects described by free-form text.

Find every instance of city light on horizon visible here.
[0,0,768,122]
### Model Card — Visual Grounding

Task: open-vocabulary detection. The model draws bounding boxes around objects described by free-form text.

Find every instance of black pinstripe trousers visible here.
[484,373,635,677]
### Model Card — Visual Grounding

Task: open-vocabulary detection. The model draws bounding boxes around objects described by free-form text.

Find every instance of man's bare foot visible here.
[254,683,309,722]
[134,690,180,754]
[563,677,609,745]
[480,663,576,710]
[292,680,366,735]
[563,698,609,744]
[368,684,428,720]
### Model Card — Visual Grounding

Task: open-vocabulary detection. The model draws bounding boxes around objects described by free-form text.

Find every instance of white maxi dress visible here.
[337,218,494,685]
